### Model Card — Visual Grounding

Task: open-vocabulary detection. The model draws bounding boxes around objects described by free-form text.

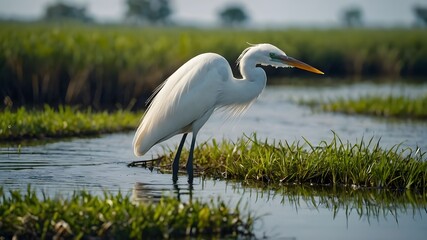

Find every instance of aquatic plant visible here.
[0,106,141,142]
[303,94,427,120]
[159,134,427,190]
[0,187,255,239]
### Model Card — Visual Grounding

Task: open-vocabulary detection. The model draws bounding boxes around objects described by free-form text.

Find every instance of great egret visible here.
[133,43,323,183]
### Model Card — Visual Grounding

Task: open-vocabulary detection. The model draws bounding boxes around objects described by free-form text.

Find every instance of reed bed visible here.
[1,23,427,109]
[302,94,427,120]
[0,106,141,142]
[0,187,254,239]
[160,135,427,190]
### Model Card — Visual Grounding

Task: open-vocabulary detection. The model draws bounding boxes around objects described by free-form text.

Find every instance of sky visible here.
[0,0,425,27]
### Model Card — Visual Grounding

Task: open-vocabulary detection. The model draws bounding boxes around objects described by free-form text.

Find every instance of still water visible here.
[1,83,427,239]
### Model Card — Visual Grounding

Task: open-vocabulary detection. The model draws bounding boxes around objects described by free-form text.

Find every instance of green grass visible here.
[0,187,254,239]
[302,94,427,120]
[1,23,427,108]
[0,106,142,142]
[158,134,427,190]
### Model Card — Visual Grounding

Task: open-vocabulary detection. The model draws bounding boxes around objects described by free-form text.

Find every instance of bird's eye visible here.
[269,53,280,61]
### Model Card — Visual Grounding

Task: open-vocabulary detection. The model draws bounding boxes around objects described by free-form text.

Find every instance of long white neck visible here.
[218,55,267,107]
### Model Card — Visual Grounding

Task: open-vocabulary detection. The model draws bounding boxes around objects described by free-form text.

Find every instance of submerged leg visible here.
[172,133,188,182]
[186,133,197,184]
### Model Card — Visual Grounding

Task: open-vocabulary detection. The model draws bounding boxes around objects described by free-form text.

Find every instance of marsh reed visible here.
[1,23,427,109]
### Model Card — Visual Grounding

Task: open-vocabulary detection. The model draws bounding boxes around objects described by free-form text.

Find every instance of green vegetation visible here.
[1,23,427,108]
[157,135,427,190]
[0,106,141,142]
[0,187,254,239]
[301,94,427,120]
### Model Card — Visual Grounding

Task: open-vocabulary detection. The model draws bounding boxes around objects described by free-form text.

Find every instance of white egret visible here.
[133,43,324,183]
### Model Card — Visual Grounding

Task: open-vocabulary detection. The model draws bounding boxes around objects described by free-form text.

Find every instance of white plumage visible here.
[133,53,229,156]
[132,43,323,183]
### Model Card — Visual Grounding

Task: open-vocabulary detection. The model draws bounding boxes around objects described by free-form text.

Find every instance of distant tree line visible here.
[341,7,363,27]
[219,5,249,27]
[42,1,427,27]
[125,0,172,25]
[42,0,249,26]
[341,5,427,27]
[414,6,427,26]
[44,2,93,22]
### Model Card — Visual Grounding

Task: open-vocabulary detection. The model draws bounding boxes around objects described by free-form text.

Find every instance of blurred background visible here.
[0,0,426,110]
[1,0,427,27]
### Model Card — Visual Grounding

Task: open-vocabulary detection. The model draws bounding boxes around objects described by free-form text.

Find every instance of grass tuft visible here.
[301,94,427,120]
[0,105,141,142]
[0,187,255,239]
[160,134,427,190]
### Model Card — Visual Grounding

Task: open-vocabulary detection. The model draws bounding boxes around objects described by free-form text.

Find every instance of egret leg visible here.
[186,134,197,184]
[172,133,188,182]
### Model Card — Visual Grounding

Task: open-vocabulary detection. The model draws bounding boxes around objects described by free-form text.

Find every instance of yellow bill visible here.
[280,55,324,75]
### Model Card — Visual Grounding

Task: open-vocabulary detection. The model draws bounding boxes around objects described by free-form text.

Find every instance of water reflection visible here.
[131,181,194,203]
[127,175,427,238]
[240,184,427,225]
[130,174,427,226]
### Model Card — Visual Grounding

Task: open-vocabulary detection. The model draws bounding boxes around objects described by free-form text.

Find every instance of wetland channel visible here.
[1,83,426,239]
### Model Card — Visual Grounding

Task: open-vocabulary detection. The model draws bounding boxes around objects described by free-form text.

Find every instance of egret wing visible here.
[133,53,230,156]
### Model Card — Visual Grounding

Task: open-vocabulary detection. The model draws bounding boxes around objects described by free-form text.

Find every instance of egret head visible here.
[238,43,324,75]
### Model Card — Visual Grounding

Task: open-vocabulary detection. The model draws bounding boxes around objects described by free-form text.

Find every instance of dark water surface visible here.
[1,83,426,239]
